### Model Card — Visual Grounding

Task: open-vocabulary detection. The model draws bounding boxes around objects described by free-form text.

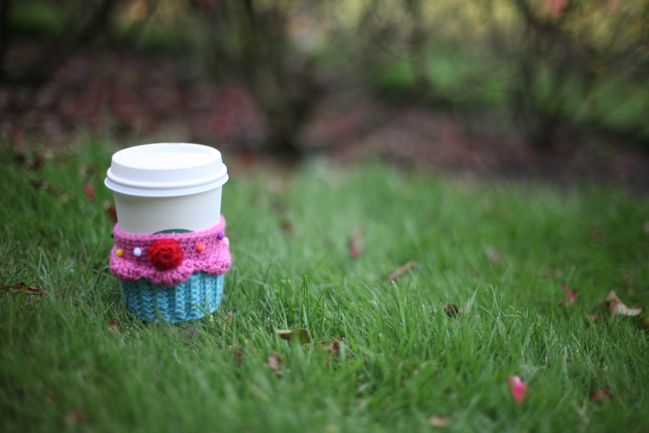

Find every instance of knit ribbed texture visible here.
[121,272,224,323]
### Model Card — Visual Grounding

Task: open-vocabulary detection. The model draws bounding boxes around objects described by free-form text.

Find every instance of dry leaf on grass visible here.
[606,290,642,316]
[485,247,502,264]
[508,375,529,404]
[279,218,296,234]
[444,304,461,318]
[64,411,86,424]
[388,261,416,281]
[0,282,44,296]
[231,344,244,366]
[559,283,576,306]
[428,414,449,428]
[275,328,312,344]
[267,352,283,377]
[348,226,363,258]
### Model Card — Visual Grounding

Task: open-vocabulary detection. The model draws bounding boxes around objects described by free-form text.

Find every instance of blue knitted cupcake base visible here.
[121,273,224,323]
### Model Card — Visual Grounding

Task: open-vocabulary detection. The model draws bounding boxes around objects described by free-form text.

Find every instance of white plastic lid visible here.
[104,143,228,197]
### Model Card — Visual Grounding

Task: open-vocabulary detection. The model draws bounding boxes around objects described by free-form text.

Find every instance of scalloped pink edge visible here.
[109,216,232,286]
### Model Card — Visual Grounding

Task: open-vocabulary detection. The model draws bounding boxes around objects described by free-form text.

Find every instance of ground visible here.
[1,141,648,432]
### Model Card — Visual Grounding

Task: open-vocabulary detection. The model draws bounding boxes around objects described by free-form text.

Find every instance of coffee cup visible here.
[105,143,231,323]
[105,143,228,233]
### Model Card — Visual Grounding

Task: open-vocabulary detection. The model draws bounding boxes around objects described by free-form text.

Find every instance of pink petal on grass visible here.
[590,388,612,403]
[83,184,95,201]
[508,375,529,404]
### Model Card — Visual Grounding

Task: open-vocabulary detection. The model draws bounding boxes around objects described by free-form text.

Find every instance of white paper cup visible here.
[104,143,228,233]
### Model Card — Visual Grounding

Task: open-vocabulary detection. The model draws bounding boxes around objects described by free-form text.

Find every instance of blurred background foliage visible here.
[1,0,648,162]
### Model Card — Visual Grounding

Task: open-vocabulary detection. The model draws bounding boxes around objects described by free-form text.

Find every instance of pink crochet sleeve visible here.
[109,216,232,286]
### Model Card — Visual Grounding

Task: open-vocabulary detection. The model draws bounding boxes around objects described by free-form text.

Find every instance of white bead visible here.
[133,247,143,257]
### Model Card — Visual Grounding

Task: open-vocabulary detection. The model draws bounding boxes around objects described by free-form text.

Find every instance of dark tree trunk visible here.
[0,0,10,81]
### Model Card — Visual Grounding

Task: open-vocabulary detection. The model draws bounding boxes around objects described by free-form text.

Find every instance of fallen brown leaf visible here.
[348,226,363,258]
[590,228,603,243]
[279,218,296,234]
[559,282,576,306]
[428,414,450,428]
[590,388,612,403]
[78,164,96,180]
[586,314,600,322]
[606,290,642,316]
[31,179,61,194]
[485,247,502,264]
[0,282,44,296]
[226,311,234,322]
[275,328,312,344]
[388,261,417,281]
[14,149,48,171]
[444,304,460,318]
[64,411,86,424]
[267,352,283,377]
[232,344,244,366]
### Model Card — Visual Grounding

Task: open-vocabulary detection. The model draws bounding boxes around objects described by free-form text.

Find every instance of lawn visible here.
[1,141,648,433]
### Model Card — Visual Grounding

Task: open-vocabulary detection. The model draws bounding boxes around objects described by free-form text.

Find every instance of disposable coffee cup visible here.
[105,143,228,233]
[104,143,230,323]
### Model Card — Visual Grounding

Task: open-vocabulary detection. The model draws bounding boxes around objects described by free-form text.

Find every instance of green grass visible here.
[1,141,648,433]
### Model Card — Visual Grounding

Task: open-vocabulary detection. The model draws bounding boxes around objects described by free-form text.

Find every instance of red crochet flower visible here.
[148,239,184,270]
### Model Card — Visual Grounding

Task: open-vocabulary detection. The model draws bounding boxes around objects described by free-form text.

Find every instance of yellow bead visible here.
[116,248,124,257]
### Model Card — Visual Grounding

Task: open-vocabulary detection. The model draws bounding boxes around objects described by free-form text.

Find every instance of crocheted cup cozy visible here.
[110,216,232,323]
[120,273,224,323]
